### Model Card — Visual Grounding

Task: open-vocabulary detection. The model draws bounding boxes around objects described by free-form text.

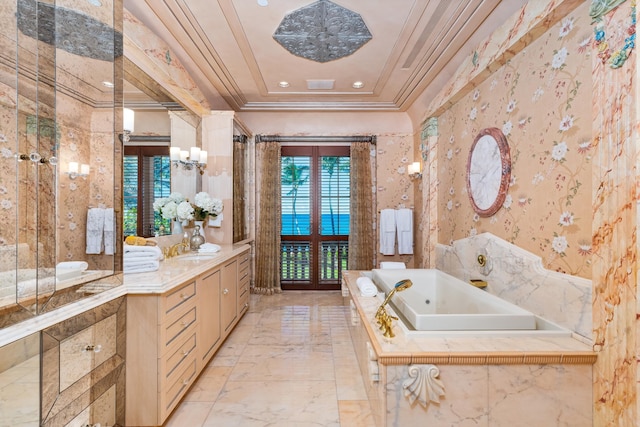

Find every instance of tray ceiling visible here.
[124,0,528,112]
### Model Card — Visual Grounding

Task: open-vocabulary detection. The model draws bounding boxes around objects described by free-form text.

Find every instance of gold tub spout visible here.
[470,279,487,288]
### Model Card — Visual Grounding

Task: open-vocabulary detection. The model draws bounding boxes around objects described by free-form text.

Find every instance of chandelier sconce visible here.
[408,161,422,180]
[65,161,90,180]
[121,108,135,143]
[170,146,207,175]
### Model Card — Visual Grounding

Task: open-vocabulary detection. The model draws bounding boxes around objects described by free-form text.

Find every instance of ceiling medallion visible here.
[273,0,372,63]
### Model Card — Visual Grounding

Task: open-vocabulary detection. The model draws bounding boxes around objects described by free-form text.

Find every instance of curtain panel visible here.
[253,139,282,294]
[347,141,374,270]
[232,136,247,243]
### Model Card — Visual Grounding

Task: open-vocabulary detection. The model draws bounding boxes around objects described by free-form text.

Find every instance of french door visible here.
[280,146,350,290]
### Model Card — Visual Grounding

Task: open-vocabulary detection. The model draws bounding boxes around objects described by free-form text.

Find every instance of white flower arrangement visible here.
[192,191,223,220]
[154,191,223,222]
[153,192,185,221]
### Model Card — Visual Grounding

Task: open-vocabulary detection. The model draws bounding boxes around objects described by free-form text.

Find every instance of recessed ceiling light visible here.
[352,81,364,89]
[279,81,290,88]
[257,0,268,6]
[87,0,102,6]
[102,81,114,88]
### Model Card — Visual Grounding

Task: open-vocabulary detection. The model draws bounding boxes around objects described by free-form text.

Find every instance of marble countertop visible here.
[342,271,596,365]
[124,243,251,293]
[0,243,251,347]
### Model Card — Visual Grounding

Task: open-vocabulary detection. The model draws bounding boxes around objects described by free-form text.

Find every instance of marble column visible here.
[590,4,639,425]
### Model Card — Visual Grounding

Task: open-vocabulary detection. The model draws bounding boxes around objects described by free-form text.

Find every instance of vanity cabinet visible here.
[41,297,126,427]
[198,269,221,363]
[125,249,250,426]
[238,250,250,316]
[221,258,238,333]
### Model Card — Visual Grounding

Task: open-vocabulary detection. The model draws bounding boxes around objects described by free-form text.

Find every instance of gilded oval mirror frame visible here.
[466,127,511,217]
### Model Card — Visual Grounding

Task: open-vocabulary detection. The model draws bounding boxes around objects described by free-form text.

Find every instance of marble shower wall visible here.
[435,2,593,279]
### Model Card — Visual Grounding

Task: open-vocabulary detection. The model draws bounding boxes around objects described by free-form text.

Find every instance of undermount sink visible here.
[177,253,218,261]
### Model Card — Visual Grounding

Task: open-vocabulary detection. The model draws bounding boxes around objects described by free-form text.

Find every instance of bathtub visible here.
[371,269,570,335]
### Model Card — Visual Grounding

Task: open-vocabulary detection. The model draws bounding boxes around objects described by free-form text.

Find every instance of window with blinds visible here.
[123,146,170,237]
[280,145,349,290]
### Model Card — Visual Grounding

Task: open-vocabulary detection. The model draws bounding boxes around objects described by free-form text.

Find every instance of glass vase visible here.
[172,219,183,235]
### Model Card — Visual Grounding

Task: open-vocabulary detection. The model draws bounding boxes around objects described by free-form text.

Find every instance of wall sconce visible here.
[170,146,208,175]
[408,161,422,179]
[121,108,135,143]
[65,162,90,179]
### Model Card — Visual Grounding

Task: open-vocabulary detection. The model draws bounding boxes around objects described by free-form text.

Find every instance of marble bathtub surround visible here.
[435,232,592,340]
[342,270,595,426]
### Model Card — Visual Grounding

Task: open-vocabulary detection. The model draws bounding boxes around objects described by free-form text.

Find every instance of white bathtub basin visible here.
[371,269,538,331]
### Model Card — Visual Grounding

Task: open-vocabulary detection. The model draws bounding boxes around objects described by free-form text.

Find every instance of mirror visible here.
[0,332,40,426]
[0,0,122,327]
[466,127,511,217]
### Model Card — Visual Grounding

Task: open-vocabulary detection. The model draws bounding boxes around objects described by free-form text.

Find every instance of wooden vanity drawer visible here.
[162,330,197,379]
[161,307,197,351]
[161,356,197,419]
[239,274,249,294]
[162,281,196,319]
[239,289,249,315]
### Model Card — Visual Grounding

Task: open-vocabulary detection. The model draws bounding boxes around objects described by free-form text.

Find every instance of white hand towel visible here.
[103,208,115,255]
[356,276,378,297]
[379,209,396,255]
[123,260,160,274]
[123,244,163,260]
[380,261,406,269]
[86,208,105,254]
[198,243,221,253]
[395,208,413,255]
[124,258,160,267]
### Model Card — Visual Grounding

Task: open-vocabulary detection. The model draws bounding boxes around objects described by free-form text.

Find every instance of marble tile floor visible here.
[165,291,376,427]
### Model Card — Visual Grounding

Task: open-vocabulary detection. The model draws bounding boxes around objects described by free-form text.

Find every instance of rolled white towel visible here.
[56,261,88,271]
[356,276,378,297]
[380,261,406,269]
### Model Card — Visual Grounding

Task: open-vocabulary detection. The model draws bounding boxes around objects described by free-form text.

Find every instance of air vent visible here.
[307,80,335,90]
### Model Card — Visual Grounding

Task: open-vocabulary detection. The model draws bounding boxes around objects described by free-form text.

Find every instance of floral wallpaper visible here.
[375,133,415,267]
[437,4,593,278]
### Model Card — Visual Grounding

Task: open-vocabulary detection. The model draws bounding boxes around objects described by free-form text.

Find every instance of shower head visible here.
[394,279,413,292]
[380,279,413,308]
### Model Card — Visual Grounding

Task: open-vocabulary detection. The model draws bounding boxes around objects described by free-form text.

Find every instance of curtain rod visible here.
[126,135,171,143]
[233,135,248,143]
[255,135,376,144]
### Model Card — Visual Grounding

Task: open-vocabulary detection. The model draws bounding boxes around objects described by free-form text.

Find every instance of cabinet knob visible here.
[180,320,188,327]
[182,350,190,356]
[179,293,189,300]
[244,303,249,308]
[81,344,102,353]
[182,379,190,386]
[223,288,229,295]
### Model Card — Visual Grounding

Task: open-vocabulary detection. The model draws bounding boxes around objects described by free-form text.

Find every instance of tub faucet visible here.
[375,279,412,338]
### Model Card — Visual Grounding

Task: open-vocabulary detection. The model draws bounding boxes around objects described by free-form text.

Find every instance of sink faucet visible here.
[166,241,189,258]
